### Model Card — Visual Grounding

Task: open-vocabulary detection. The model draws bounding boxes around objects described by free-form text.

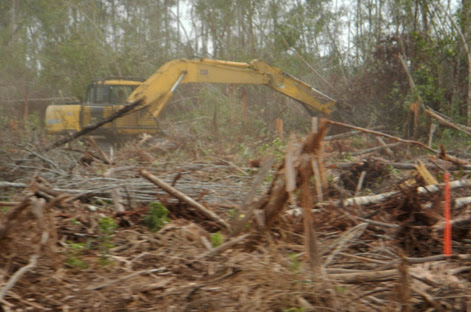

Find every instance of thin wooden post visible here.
[312,117,318,134]
[274,118,283,139]
[241,88,248,127]
[23,81,29,122]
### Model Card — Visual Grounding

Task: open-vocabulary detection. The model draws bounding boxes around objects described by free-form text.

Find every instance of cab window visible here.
[86,84,107,104]
[109,85,136,104]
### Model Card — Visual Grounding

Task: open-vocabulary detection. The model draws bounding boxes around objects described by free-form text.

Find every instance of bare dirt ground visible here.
[1,120,471,311]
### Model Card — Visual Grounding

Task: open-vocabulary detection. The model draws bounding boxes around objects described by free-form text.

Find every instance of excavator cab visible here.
[86,78,143,105]
[46,78,159,138]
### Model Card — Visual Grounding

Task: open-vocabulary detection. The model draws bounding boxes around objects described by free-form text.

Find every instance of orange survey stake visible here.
[444,172,452,256]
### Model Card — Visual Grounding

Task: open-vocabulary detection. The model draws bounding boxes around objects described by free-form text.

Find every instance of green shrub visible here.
[144,202,171,232]
[209,232,224,248]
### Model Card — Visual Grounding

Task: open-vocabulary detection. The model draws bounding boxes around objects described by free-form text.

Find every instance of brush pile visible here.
[0,119,470,311]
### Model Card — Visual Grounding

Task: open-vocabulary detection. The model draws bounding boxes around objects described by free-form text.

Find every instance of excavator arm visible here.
[126,59,335,118]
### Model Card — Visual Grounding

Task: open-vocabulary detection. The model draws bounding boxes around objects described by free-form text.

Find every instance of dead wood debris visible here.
[140,169,230,231]
[425,106,471,138]
[0,119,471,311]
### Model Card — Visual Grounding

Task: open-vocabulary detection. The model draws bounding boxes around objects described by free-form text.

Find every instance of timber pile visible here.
[0,119,471,311]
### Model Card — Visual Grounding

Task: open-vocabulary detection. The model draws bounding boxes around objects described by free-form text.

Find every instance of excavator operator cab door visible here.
[84,83,108,127]
[84,82,138,128]
[86,82,110,105]
[86,81,141,105]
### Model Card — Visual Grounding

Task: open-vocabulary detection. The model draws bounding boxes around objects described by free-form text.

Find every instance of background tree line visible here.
[0,0,470,138]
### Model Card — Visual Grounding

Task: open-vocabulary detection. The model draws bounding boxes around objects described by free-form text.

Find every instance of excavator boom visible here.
[45,58,335,141]
[127,59,335,118]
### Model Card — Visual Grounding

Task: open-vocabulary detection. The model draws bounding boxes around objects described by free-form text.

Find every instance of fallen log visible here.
[327,119,471,166]
[139,169,230,231]
[376,137,396,158]
[0,201,20,207]
[352,142,401,156]
[439,145,471,166]
[325,119,436,153]
[406,254,471,264]
[0,182,27,188]
[455,196,471,208]
[329,269,399,283]
[343,178,471,206]
[342,191,399,207]
[332,161,471,171]
[285,178,471,214]
[425,106,471,137]
[381,254,471,271]
[418,178,471,193]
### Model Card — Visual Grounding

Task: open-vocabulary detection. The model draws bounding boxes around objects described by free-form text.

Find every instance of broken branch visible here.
[325,119,436,153]
[139,169,230,231]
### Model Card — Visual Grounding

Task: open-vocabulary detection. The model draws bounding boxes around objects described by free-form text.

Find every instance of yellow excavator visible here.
[45,58,335,141]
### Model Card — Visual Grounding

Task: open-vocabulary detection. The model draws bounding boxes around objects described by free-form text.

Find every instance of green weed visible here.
[97,216,117,264]
[258,137,286,161]
[289,253,301,272]
[65,241,88,269]
[386,164,401,177]
[144,202,171,232]
[70,218,81,226]
[209,232,224,248]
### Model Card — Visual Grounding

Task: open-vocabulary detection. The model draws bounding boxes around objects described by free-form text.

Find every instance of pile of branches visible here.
[1,119,471,311]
